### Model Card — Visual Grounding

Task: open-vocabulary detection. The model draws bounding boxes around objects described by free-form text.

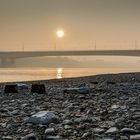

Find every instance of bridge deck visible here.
[0,50,140,58]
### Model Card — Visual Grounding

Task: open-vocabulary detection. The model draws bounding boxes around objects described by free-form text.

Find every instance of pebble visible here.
[21,133,38,140]
[45,128,55,135]
[81,132,91,138]
[105,127,119,134]
[130,134,140,140]
[120,128,140,135]
[63,119,73,125]
[64,125,73,129]
[1,136,13,140]
[46,135,62,140]
[93,128,106,134]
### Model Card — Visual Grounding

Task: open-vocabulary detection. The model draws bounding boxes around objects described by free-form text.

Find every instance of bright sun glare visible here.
[56,30,64,38]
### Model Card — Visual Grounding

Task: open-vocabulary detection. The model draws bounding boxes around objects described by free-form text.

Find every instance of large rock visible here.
[26,111,59,125]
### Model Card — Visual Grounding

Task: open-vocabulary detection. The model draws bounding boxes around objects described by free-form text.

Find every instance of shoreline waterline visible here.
[0,67,140,83]
[1,71,140,84]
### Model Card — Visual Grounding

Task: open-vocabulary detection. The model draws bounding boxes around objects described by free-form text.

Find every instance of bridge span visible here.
[1,50,140,58]
[0,50,140,67]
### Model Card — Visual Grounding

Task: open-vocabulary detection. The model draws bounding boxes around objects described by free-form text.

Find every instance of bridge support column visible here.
[0,58,16,67]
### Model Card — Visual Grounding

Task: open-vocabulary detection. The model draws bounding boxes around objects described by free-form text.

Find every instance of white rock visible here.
[26,111,59,125]
[111,105,120,109]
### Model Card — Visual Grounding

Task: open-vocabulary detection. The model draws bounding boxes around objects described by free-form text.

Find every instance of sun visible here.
[56,30,64,38]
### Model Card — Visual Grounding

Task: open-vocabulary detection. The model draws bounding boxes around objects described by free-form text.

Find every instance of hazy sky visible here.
[0,0,140,51]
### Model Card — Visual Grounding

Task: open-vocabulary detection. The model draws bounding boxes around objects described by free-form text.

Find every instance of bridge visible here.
[0,50,140,67]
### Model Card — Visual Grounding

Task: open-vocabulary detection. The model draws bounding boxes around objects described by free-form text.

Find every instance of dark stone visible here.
[31,84,46,94]
[107,81,116,85]
[4,85,18,93]
[120,128,140,135]
[63,89,68,94]
[90,81,98,84]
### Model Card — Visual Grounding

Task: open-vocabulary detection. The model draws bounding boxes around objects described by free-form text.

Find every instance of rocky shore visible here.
[1,72,140,140]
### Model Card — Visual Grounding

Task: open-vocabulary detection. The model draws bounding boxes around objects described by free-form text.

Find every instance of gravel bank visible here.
[0,72,140,140]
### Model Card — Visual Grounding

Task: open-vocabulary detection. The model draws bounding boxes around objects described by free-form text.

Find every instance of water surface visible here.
[0,67,140,83]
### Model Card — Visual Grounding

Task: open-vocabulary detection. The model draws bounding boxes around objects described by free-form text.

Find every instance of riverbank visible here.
[1,72,140,140]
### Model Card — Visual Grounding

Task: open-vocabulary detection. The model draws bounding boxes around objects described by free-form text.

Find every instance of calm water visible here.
[0,67,140,83]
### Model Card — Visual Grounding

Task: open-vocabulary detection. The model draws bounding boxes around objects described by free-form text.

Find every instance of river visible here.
[0,67,140,83]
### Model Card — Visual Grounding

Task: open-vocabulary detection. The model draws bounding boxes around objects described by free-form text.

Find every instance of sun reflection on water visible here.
[56,68,63,79]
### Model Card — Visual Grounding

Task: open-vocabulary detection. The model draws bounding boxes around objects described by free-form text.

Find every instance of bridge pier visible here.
[0,58,16,67]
